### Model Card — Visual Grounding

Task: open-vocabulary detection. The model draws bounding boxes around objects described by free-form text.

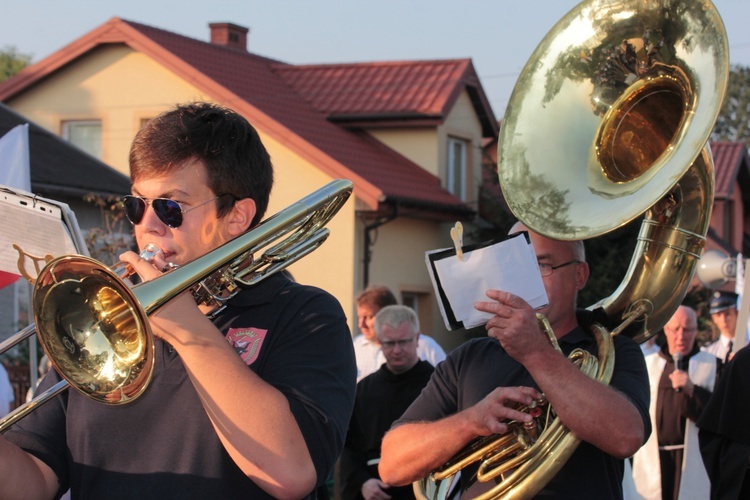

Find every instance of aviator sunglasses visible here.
[123,194,230,228]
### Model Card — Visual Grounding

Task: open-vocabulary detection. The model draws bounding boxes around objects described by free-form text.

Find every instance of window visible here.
[447,137,468,200]
[62,120,102,159]
[402,292,420,316]
[401,290,433,335]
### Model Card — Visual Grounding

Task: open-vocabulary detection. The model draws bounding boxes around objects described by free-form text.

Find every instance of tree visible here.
[711,64,750,145]
[0,46,32,83]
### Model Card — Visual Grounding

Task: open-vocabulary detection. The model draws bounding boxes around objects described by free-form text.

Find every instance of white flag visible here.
[0,123,31,288]
[0,123,31,191]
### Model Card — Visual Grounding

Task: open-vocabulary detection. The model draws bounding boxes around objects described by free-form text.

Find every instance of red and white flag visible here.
[0,124,31,288]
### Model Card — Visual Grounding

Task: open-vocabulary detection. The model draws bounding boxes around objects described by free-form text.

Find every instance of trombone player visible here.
[379,223,651,498]
[0,102,356,499]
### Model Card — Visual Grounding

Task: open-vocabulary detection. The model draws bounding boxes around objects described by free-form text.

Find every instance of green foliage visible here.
[712,64,750,145]
[0,45,32,83]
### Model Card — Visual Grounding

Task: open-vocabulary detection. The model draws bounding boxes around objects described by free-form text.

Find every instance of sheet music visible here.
[0,189,81,277]
[426,232,548,330]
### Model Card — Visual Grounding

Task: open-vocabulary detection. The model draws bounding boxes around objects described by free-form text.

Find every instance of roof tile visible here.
[121,20,476,214]
[711,141,748,199]
[276,60,470,117]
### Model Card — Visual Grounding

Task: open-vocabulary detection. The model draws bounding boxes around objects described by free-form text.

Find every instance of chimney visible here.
[209,22,249,52]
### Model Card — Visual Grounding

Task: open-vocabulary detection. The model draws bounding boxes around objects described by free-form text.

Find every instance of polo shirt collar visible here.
[226,272,289,307]
[558,326,591,348]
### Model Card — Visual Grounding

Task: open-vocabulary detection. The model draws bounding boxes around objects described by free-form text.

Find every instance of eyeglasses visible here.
[123,194,227,229]
[380,337,416,349]
[538,260,580,277]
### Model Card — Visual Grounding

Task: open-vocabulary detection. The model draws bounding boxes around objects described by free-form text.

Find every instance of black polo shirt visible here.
[7,273,356,499]
[396,326,651,499]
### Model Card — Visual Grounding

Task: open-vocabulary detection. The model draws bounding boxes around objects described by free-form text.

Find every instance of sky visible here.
[2,0,750,118]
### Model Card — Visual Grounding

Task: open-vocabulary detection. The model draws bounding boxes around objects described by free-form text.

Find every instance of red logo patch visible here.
[226,327,268,365]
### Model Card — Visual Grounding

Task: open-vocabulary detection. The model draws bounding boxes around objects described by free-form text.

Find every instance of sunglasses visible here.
[123,194,228,228]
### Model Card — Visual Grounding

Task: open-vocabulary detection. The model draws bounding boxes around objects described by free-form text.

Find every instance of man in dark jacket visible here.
[342,305,435,500]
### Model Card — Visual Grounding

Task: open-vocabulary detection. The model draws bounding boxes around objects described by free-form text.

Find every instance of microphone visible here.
[672,352,683,393]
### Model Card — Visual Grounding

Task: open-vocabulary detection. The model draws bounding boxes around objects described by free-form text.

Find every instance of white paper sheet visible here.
[427,232,548,330]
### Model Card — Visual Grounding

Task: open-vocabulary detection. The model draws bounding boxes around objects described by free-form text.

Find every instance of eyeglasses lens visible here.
[152,199,183,228]
[123,196,184,228]
[123,196,146,225]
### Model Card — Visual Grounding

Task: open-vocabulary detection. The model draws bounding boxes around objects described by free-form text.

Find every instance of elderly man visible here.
[342,305,434,500]
[632,305,718,500]
[379,223,650,498]
[353,285,445,382]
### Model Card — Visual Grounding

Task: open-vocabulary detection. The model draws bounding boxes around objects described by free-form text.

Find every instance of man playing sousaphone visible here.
[378,223,651,498]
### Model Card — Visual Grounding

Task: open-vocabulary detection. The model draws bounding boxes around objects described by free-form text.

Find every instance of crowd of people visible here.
[345,226,748,500]
[1,100,747,500]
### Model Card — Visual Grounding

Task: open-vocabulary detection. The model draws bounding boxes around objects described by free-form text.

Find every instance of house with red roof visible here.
[0,19,499,347]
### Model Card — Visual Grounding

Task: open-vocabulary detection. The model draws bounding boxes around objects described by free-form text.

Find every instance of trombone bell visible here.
[33,256,153,404]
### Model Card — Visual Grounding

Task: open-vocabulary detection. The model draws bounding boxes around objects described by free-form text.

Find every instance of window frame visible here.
[61,119,103,160]
[447,136,468,200]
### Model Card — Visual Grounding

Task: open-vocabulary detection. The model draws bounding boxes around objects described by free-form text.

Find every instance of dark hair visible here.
[355,284,397,310]
[129,102,273,227]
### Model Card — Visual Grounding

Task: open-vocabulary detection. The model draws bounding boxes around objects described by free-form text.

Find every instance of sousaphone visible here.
[416,0,728,498]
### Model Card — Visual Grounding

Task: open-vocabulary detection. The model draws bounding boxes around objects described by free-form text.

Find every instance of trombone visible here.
[0,179,353,432]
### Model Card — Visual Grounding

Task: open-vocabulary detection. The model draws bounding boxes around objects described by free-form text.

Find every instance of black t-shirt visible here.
[396,327,651,499]
[6,273,356,499]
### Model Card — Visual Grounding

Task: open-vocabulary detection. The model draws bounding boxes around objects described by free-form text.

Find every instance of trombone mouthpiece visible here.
[139,243,164,263]
[111,243,165,280]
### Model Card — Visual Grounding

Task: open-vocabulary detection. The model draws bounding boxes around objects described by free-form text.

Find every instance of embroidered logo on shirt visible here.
[226,327,268,365]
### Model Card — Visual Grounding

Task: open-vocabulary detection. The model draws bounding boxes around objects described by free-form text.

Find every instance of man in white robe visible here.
[632,305,718,500]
